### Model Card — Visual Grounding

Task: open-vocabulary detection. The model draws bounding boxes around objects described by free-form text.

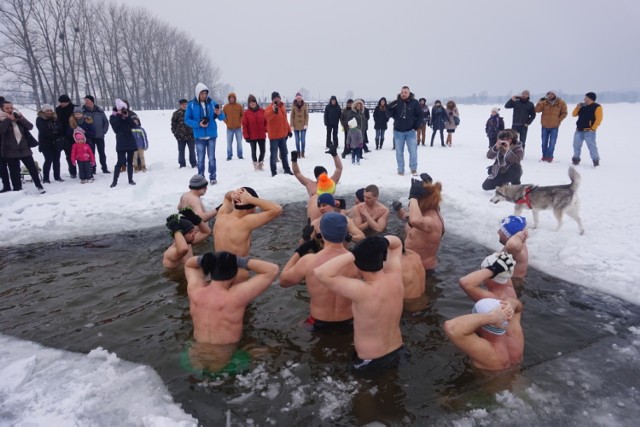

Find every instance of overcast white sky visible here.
[115,0,639,101]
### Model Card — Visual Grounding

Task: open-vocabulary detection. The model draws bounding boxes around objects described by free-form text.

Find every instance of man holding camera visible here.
[185,83,226,185]
[571,92,603,167]
[534,91,568,162]
[263,91,294,177]
[504,90,536,149]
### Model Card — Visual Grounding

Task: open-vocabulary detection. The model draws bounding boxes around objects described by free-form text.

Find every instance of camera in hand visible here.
[12,111,20,118]
[201,117,209,125]
[515,96,521,100]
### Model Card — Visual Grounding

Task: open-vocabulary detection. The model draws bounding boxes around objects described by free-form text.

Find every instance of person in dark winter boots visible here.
[373,97,390,150]
[36,104,64,183]
[485,107,505,148]
[340,99,353,158]
[264,91,293,177]
[171,98,197,169]
[55,94,77,178]
[504,90,536,149]
[482,129,524,190]
[109,98,138,187]
[82,95,110,173]
[242,94,267,171]
[387,86,422,176]
[417,98,431,145]
[571,92,603,167]
[324,95,342,150]
[430,100,448,147]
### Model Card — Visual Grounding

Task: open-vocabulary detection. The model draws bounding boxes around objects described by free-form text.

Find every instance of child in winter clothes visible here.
[132,117,149,172]
[485,107,505,148]
[347,118,363,165]
[71,130,96,183]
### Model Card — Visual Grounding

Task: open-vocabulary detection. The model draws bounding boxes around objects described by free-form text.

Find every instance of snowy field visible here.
[1,102,639,424]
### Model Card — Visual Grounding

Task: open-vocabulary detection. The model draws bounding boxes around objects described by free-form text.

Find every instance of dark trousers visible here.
[430,128,445,146]
[62,142,77,177]
[112,150,135,184]
[41,143,61,181]
[269,138,291,175]
[88,138,108,171]
[488,136,498,148]
[78,160,92,180]
[512,124,528,147]
[249,139,266,163]
[482,164,523,190]
[326,125,338,148]
[362,129,370,152]
[5,156,42,190]
[177,140,197,167]
[1,157,11,190]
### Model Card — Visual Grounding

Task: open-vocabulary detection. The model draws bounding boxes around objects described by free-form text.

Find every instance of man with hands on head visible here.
[178,174,218,236]
[459,252,517,302]
[444,297,524,371]
[162,208,209,269]
[314,235,405,373]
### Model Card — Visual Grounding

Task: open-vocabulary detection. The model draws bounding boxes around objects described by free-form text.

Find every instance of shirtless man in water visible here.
[280,212,361,333]
[309,193,364,244]
[162,209,210,269]
[184,251,278,372]
[177,174,218,235]
[290,147,343,222]
[401,246,426,299]
[315,235,405,373]
[444,297,524,371]
[497,215,528,280]
[213,187,282,280]
[351,185,389,235]
[400,174,445,271]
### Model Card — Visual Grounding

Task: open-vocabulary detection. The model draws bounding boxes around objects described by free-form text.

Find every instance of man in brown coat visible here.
[223,92,244,161]
[534,91,567,162]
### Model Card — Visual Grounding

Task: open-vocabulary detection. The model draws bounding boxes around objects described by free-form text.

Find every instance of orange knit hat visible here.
[317,173,336,195]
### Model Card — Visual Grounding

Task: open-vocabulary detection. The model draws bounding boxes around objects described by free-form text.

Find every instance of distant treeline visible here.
[0,0,222,110]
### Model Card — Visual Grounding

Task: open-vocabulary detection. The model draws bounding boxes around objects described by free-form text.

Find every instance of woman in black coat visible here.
[430,100,449,147]
[373,97,390,149]
[36,104,64,183]
[109,99,138,187]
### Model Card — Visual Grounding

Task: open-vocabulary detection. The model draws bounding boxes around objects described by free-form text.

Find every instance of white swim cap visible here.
[472,298,508,335]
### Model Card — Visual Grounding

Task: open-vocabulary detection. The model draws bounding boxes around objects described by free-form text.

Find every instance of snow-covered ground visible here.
[3,103,639,303]
[1,102,638,424]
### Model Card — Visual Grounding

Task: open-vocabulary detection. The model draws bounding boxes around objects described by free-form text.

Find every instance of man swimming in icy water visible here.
[280,212,361,333]
[182,251,279,374]
[315,235,405,373]
[444,297,524,371]
[213,187,282,281]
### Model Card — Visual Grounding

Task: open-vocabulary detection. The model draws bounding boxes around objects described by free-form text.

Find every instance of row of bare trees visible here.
[0,0,222,110]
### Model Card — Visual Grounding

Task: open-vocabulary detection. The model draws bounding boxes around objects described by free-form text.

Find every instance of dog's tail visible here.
[568,166,581,191]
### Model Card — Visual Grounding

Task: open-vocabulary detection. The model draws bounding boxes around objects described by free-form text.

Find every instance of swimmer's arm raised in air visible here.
[330,153,343,184]
[291,160,312,188]
[459,268,498,302]
[229,258,279,306]
[407,198,436,233]
[314,252,366,302]
[279,251,314,288]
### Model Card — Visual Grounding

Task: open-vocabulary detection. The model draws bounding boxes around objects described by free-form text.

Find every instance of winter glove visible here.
[166,214,182,236]
[409,178,426,200]
[295,239,320,257]
[236,256,252,269]
[301,224,314,241]
[198,252,216,276]
[420,172,433,184]
[391,200,402,212]
[484,252,515,278]
[179,207,202,226]
[345,232,353,243]
[288,131,293,139]
[336,198,346,210]
[325,146,338,157]
[291,151,299,163]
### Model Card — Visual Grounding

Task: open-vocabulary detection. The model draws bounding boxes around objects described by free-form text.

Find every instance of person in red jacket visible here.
[241,95,267,171]
[263,91,293,177]
[70,130,96,183]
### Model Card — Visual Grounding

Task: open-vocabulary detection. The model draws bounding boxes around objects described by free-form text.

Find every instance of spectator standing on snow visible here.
[386,85,423,176]
[223,92,243,161]
[417,98,431,146]
[430,100,448,147]
[82,95,110,174]
[131,116,149,172]
[290,92,309,157]
[55,94,77,178]
[264,91,293,177]
[36,104,64,183]
[109,98,138,188]
[373,97,390,150]
[534,91,568,162]
[571,91,603,167]
[171,98,197,169]
[444,100,459,147]
[485,107,505,148]
[242,94,267,171]
[340,99,353,158]
[324,95,341,150]
[504,90,536,149]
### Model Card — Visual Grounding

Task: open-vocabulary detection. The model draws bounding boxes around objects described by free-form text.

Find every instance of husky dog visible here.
[490,167,584,234]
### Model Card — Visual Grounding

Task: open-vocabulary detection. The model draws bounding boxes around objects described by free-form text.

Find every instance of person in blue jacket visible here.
[185,83,226,185]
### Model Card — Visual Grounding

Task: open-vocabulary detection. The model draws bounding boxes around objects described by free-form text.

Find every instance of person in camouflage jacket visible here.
[171,99,196,168]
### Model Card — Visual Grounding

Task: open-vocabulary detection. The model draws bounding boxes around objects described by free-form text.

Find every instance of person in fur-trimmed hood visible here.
[36,104,64,183]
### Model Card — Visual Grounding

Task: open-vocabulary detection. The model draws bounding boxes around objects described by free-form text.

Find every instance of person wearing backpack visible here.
[485,107,505,148]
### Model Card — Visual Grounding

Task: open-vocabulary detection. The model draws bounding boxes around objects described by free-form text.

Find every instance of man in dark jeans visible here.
[504,90,536,149]
[323,95,341,150]
[82,95,110,173]
[171,99,197,168]
[55,94,77,178]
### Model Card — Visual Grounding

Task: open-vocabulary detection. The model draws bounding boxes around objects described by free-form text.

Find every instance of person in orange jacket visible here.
[263,91,293,177]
